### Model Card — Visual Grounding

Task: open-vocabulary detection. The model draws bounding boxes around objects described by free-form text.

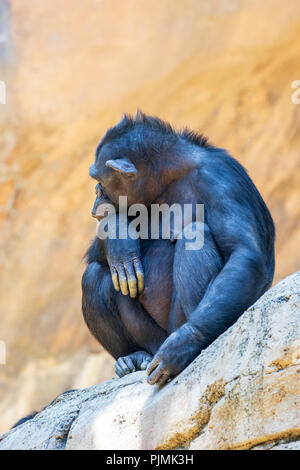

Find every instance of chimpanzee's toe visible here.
[115,351,153,378]
[115,356,136,377]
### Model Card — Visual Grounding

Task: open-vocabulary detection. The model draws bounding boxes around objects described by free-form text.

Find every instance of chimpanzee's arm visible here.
[96,213,144,298]
[187,204,268,344]
[147,153,275,385]
[189,153,274,346]
[147,206,268,385]
[89,184,144,297]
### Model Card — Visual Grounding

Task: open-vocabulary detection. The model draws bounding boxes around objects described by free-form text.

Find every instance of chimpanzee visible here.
[82,111,275,386]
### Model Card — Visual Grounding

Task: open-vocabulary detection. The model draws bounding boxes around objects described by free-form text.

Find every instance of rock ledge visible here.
[1,271,299,450]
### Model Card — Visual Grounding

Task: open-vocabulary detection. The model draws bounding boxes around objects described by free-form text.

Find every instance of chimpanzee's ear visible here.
[105,158,138,179]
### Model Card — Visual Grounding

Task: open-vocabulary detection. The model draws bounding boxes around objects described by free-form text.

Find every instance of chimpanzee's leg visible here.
[82,262,139,359]
[117,295,168,354]
[169,222,224,332]
[114,239,174,377]
[114,295,168,377]
[82,261,167,376]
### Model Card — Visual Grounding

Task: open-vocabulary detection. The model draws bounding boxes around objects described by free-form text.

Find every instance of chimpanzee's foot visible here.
[115,351,153,378]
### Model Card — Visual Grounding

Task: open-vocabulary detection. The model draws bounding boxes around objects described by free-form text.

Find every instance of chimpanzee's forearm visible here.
[187,248,267,347]
[98,214,144,297]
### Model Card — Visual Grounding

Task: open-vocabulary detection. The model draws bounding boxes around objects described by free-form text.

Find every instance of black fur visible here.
[83,112,275,385]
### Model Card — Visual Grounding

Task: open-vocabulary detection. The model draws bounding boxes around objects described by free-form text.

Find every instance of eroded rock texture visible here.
[1,271,299,450]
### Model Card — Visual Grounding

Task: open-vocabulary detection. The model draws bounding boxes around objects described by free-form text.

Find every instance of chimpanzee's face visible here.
[91,183,114,221]
[89,142,157,207]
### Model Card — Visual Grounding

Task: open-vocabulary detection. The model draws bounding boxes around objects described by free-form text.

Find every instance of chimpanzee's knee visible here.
[82,262,115,338]
[82,262,138,358]
[82,261,105,292]
[82,262,113,308]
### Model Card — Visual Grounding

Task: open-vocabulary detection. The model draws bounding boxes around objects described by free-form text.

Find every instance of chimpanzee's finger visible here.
[156,372,170,387]
[123,356,136,373]
[115,363,124,377]
[133,257,144,293]
[147,363,165,385]
[110,266,120,292]
[156,369,174,387]
[140,358,152,370]
[146,357,160,376]
[123,262,137,298]
[117,265,129,296]
[117,357,130,375]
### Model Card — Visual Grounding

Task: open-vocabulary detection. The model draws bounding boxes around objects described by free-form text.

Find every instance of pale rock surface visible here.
[1,271,299,450]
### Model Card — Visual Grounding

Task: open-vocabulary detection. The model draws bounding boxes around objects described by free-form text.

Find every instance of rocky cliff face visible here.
[0,0,300,432]
[1,271,299,450]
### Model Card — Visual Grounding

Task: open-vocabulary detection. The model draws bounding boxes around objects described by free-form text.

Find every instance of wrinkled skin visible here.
[147,324,204,386]
[82,112,275,385]
[103,225,144,298]
[115,351,152,378]
[92,183,144,298]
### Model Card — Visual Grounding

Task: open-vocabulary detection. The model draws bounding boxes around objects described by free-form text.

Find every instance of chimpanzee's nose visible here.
[89,164,99,180]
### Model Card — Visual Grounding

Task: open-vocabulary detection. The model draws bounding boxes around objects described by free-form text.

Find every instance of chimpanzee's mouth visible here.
[91,213,103,221]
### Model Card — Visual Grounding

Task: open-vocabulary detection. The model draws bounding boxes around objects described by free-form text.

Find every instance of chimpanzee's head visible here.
[89,111,199,207]
[91,183,114,221]
[89,137,141,208]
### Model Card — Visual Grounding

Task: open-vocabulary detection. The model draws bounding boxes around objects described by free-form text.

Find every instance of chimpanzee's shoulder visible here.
[195,146,250,185]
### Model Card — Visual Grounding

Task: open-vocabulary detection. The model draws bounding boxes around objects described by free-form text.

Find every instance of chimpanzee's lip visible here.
[91,213,103,221]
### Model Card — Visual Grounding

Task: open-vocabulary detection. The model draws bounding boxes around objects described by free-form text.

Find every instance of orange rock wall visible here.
[0,0,299,431]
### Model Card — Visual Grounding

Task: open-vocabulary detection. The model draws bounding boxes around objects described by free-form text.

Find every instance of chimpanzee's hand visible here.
[104,236,144,297]
[146,324,204,386]
[101,215,144,298]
